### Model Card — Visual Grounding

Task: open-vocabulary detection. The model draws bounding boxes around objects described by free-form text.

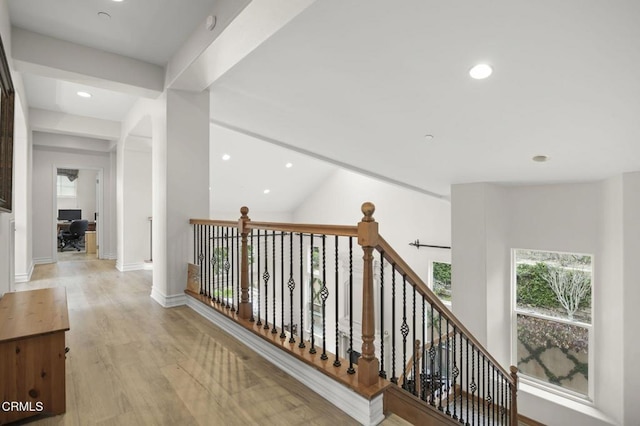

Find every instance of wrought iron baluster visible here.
[205,225,209,298]
[298,233,305,349]
[230,227,235,312]
[250,230,255,322]
[412,285,417,396]
[309,234,316,354]
[280,232,286,338]
[236,227,240,310]
[471,344,476,426]
[288,232,295,343]
[438,310,443,412]
[401,275,408,390]
[429,303,436,406]
[256,230,262,326]
[333,236,341,367]
[445,317,451,416]
[421,297,426,401]
[347,237,355,374]
[466,338,470,424]
[197,224,203,295]
[271,231,277,334]
[379,250,385,378]
[320,236,328,360]
[482,353,486,425]
[225,229,231,308]
[452,327,458,420]
[263,230,270,329]
[391,264,397,384]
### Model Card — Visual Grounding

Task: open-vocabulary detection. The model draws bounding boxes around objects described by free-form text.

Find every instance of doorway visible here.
[54,167,103,262]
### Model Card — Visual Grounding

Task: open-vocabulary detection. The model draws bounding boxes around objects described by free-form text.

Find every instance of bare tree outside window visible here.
[544,266,590,321]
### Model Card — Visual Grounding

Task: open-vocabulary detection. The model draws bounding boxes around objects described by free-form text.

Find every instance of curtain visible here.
[57,168,79,182]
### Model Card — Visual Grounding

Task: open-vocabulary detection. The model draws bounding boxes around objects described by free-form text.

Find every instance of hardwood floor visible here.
[14,259,409,426]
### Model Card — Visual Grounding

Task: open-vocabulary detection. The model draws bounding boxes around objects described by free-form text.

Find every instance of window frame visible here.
[511,248,595,402]
[428,260,452,308]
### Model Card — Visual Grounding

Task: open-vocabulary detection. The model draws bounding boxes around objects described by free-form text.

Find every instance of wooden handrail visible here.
[247,221,358,237]
[376,236,515,384]
[190,218,238,227]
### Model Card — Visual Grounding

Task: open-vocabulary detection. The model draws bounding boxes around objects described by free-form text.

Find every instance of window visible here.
[57,175,77,198]
[513,249,592,399]
[430,261,452,306]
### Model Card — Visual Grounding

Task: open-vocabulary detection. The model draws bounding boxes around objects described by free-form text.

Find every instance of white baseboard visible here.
[15,262,34,283]
[116,262,147,272]
[33,257,53,265]
[186,297,384,426]
[102,253,117,260]
[150,287,187,308]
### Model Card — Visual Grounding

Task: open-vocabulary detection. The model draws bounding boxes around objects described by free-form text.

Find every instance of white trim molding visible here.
[15,261,34,283]
[186,297,385,426]
[33,257,54,265]
[150,288,187,308]
[116,261,147,272]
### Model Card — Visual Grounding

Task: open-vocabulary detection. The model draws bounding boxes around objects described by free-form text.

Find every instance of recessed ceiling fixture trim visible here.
[97,11,111,19]
[532,155,550,162]
[263,189,270,194]
[285,162,293,168]
[469,63,493,79]
[221,154,231,161]
[77,91,92,98]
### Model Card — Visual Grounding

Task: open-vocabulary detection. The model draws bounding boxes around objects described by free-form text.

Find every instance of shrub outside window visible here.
[431,261,452,306]
[513,249,592,399]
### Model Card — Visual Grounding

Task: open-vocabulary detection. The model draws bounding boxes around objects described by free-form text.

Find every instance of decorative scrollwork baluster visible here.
[379,250,385,378]
[288,232,296,343]
[320,236,329,360]
[271,231,277,334]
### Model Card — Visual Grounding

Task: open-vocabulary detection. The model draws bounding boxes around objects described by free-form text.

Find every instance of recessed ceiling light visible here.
[263,189,270,194]
[221,154,230,161]
[424,134,434,141]
[469,63,493,79]
[97,11,111,19]
[77,91,92,98]
[285,162,293,168]
[112,0,124,2]
[532,155,550,162]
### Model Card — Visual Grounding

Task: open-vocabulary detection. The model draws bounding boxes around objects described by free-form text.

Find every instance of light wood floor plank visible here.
[14,259,410,426]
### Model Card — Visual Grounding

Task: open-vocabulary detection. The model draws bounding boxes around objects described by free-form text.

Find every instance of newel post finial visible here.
[238,206,252,319]
[356,201,380,387]
[361,202,375,222]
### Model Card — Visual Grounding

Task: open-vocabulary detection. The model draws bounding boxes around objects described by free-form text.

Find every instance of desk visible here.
[0,288,70,424]
[57,221,96,234]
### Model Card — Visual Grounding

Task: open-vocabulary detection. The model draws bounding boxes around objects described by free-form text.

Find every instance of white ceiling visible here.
[22,73,137,121]
[210,0,640,196]
[8,0,640,204]
[7,0,217,66]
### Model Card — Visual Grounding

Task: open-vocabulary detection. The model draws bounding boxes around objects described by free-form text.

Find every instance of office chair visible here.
[59,220,89,251]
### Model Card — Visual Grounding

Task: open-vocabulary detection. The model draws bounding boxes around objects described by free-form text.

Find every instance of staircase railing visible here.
[186,203,518,424]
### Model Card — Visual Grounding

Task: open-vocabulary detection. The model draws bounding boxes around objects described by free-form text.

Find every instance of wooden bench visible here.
[0,287,70,424]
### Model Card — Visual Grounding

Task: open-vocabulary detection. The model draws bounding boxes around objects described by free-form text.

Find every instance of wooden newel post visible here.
[238,206,252,319]
[357,202,380,387]
[510,365,519,425]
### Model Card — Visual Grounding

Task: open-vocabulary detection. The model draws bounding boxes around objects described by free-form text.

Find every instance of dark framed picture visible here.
[0,33,14,213]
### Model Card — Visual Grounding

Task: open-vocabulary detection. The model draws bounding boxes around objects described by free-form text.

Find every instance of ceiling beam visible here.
[30,108,120,141]
[12,27,164,98]
[168,0,316,92]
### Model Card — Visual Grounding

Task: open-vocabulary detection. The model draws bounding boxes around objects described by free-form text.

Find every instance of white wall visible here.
[451,179,633,425]
[293,168,451,279]
[32,138,115,263]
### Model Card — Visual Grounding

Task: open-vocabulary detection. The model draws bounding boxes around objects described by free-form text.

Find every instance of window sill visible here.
[519,382,616,425]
